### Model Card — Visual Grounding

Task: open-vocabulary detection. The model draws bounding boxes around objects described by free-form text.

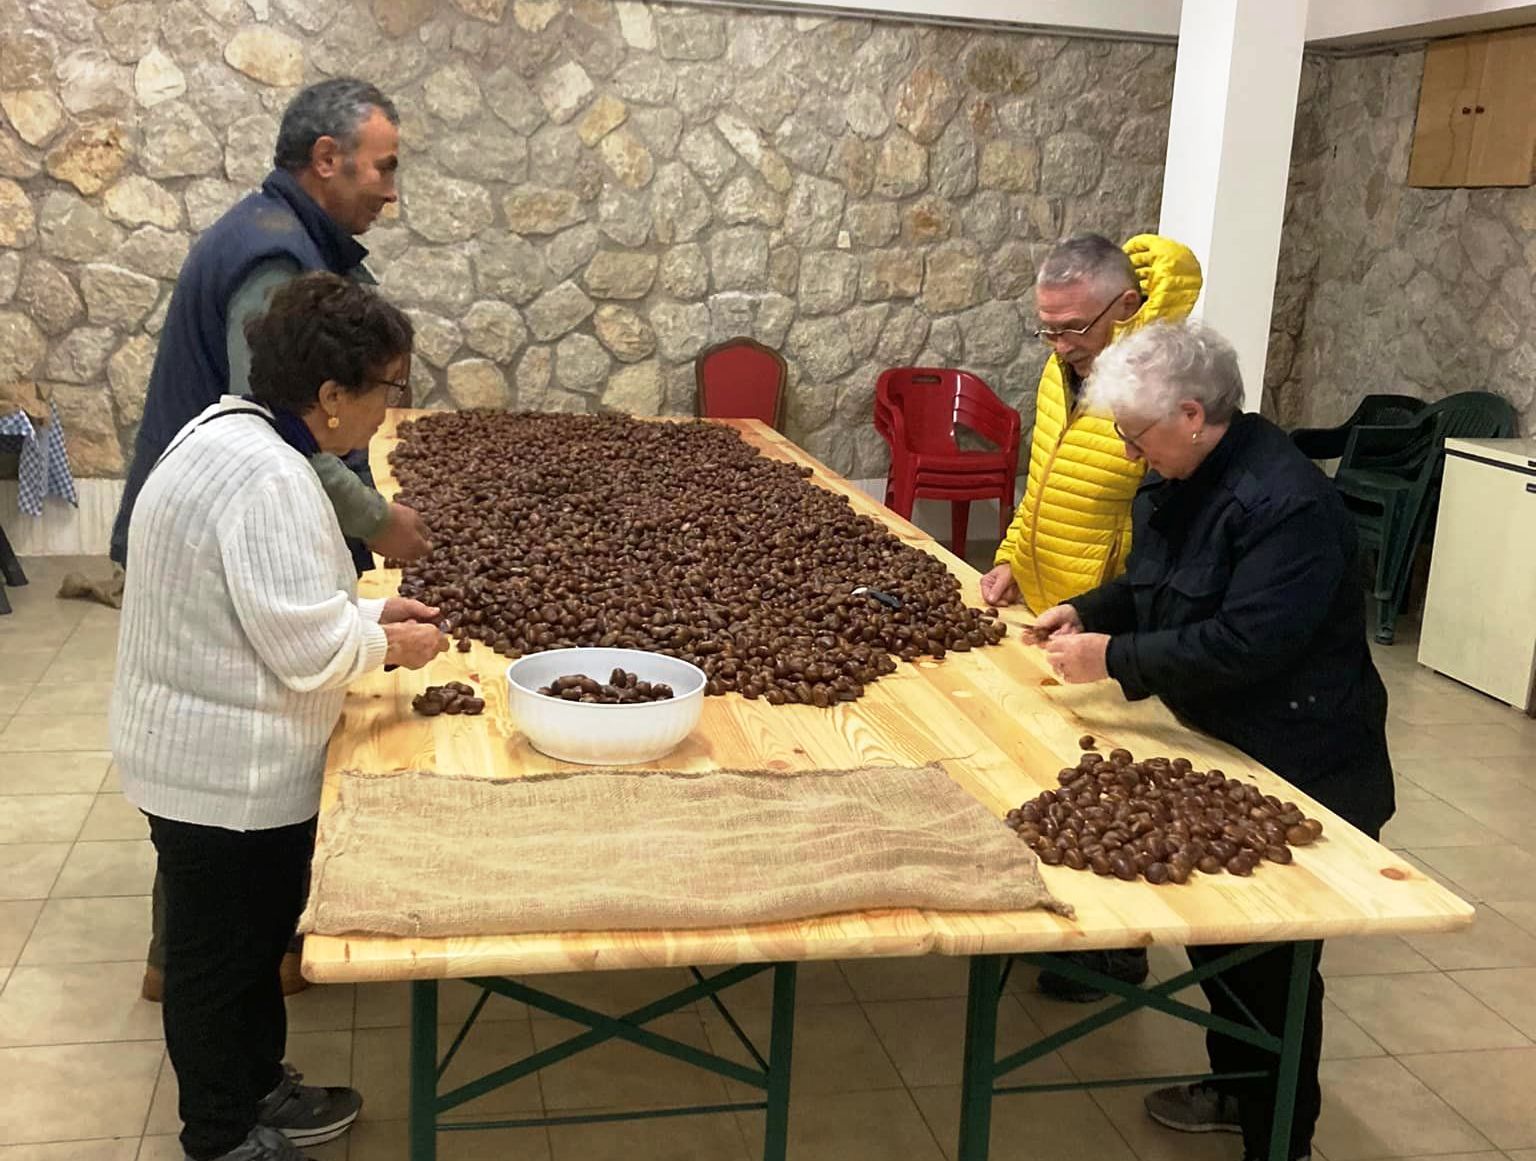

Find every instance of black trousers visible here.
[1188,939,1324,1161]
[147,813,315,1161]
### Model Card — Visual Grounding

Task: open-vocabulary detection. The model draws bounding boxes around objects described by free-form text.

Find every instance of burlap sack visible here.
[299,764,1068,938]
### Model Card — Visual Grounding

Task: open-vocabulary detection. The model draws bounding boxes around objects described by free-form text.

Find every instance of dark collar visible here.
[260,168,368,274]
[1145,412,1258,532]
[242,395,320,458]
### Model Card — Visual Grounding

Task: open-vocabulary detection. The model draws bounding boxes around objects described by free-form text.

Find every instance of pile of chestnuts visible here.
[386,412,1007,705]
[538,669,675,704]
[412,682,485,716]
[1007,737,1323,884]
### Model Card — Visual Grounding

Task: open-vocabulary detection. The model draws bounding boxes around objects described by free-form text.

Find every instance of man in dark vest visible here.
[110,76,431,572]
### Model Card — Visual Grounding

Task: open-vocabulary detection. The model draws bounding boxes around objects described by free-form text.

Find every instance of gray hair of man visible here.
[1085,320,1246,425]
[274,78,399,172]
[1036,233,1138,297]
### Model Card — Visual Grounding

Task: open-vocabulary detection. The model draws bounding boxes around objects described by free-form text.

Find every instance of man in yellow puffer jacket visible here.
[980,233,1203,614]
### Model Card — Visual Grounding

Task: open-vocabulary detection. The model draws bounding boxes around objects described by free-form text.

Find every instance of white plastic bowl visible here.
[505,647,707,765]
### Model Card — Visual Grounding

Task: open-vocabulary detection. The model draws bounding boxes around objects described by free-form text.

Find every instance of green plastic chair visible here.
[1333,391,1517,644]
[1290,394,1427,460]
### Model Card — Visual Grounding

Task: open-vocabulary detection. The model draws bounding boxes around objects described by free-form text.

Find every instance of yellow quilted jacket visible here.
[995,235,1203,613]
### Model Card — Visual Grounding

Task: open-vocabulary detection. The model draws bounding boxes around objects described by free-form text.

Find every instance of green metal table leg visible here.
[762,962,797,1161]
[1267,942,1317,1161]
[958,955,1004,1161]
[411,980,439,1161]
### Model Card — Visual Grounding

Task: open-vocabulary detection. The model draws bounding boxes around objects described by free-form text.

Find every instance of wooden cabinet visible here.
[1408,27,1536,188]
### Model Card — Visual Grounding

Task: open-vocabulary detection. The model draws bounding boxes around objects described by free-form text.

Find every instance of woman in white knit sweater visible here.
[111,273,445,1161]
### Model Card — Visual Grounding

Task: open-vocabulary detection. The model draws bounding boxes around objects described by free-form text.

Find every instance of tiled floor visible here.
[3,554,1536,1160]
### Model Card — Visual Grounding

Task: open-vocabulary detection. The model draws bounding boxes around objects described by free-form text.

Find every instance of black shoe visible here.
[256,1063,362,1148]
[1037,948,1150,1002]
[190,1125,314,1160]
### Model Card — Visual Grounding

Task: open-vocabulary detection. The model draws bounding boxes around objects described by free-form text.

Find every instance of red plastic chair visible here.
[695,337,787,431]
[875,368,1021,556]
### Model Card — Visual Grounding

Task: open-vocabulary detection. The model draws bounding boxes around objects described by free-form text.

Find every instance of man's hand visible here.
[1026,604,1083,644]
[382,622,447,669]
[979,563,1020,607]
[380,597,439,625]
[1045,632,1111,684]
[368,503,433,562]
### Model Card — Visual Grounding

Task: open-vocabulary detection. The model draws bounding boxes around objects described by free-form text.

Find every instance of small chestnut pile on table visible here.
[539,669,675,704]
[1007,737,1323,884]
[387,412,1006,706]
[412,682,485,716]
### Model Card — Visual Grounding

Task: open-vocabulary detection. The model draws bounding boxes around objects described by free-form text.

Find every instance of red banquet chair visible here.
[694,337,787,431]
[875,367,1021,557]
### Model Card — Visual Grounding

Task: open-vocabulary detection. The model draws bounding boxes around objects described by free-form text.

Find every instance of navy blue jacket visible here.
[110,169,370,566]
[1069,413,1395,835]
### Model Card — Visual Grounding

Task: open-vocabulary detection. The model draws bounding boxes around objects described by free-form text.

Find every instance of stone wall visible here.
[0,0,1177,480]
[1270,47,1536,434]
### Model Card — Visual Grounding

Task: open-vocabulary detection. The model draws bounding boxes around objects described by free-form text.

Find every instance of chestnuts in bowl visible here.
[506,647,706,765]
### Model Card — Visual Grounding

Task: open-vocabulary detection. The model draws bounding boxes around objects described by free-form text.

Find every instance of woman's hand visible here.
[380,597,439,625]
[979,564,1020,607]
[383,622,447,669]
[1045,632,1111,684]
[368,503,434,562]
[1027,604,1083,644]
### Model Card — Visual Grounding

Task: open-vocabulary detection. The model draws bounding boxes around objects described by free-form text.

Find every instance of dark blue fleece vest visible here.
[110,169,369,565]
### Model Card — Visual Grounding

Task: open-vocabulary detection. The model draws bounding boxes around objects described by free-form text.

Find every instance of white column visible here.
[1158,0,1310,413]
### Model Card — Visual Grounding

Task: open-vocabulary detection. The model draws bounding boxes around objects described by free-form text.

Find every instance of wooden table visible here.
[306,410,1473,1161]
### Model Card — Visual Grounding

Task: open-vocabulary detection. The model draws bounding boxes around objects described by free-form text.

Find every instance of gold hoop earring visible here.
[327,415,340,430]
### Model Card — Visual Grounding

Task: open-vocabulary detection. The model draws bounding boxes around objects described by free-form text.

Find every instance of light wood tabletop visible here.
[302,410,1473,984]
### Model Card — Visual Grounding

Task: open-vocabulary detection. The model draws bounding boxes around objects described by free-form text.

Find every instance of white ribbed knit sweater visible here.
[111,397,389,831]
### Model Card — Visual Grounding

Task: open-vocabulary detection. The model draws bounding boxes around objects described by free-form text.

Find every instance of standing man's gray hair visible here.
[274,78,400,172]
[1037,233,1138,298]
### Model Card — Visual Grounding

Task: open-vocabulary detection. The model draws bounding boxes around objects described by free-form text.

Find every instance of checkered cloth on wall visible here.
[0,401,80,516]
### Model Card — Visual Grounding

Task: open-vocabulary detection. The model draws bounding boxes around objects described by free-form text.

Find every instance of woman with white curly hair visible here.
[1031,320,1393,1161]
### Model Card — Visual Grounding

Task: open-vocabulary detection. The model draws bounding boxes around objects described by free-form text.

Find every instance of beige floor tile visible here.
[911,1084,1135,1161]
[0,794,92,843]
[0,1139,138,1159]
[0,844,70,901]
[691,959,853,1008]
[1452,790,1536,847]
[736,1087,946,1161]
[1043,1000,1212,1081]
[0,1039,161,1145]
[1411,846,1536,904]
[339,1116,552,1160]
[13,682,117,716]
[0,713,110,752]
[547,1107,749,1161]
[1089,1086,1244,1161]
[1388,680,1517,726]
[838,954,970,1002]
[1393,756,1524,799]
[0,687,28,718]
[1475,755,1536,792]
[528,968,702,1017]
[284,981,357,1033]
[0,962,162,1046]
[702,999,903,1100]
[1419,724,1533,761]
[353,978,528,1027]
[1326,972,1528,1053]
[862,994,1073,1089]
[353,1020,540,1123]
[77,793,150,841]
[147,1030,352,1135]
[1494,900,1536,938]
[1317,935,1436,977]
[36,651,117,685]
[1405,904,1536,970]
[1321,998,1387,1060]
[51,839,155,898]
[1449,968,1536,1039]
[1381,798,1505,848]
[1401,1047,1536,1150]
[1313,1056,1491,1160]
[0,752,112,796]
[532,1011,732,1114]
[0,608,85,648]
[19,896,150,964]
[1508,1150,1536,1160]
[0,649,61,685]
[0,902,42,971]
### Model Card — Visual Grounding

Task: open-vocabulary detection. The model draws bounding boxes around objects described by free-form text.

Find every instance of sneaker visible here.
[257,1064,362,1148]
[1144,1081,1242,1134]
[191,1124,314,1160]
[1037,948,1150,1002]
